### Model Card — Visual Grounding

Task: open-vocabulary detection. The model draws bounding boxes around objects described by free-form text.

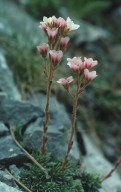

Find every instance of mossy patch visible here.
[20,153,102,192]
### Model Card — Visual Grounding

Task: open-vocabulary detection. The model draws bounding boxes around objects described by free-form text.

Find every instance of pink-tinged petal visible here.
[46,28,58,41]
[84,69,97,82]
[49,50,63,66]
[58,17,67,30]
[84,57,98,70]
[66,76,73,83]
[52,16,60,27]
[57,76,73,88]
[57,78,66,84]
[67,57,84,73]
[37,44,49,58]
[60,37,70,50]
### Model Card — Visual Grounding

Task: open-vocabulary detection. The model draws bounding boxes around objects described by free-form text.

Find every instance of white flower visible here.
[40,16,53,25]
[66,17,80,31]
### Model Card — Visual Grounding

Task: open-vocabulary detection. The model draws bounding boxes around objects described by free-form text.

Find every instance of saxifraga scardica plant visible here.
[37,16,97,161]
[12,15,120,192]
[9,15,121,192]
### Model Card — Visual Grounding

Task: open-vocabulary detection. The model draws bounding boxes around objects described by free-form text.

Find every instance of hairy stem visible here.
[41,63,54,155]
[61,74,80,171]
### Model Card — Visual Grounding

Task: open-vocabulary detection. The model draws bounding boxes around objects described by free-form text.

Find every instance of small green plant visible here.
[7,16,121,192]
[20,153,102,192]
[37,16,97,167]
[10,15,121,192]
[16,16,101,192]
[17,15,102,192]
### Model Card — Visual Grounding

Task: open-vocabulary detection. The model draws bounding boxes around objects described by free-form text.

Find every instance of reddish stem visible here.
[103,156,121,181]
[41,63,54,155]
[61,74,80,170]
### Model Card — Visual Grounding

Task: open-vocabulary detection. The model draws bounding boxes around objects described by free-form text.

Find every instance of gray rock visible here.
[0,0,45,49]
[0,54,21,100]
[23,118,67,157]
[23,93,72,157]
[0,170,17,188]
[0,135,25,165]
[0,181,22,192]
[0,122,9,136]
[81,131,121,192]
[9,165,20,179]
[102,144,117,163]
[0,98,44,128]
[28,93,71,129]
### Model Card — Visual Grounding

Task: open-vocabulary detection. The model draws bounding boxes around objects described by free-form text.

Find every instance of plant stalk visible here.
[10,128,49,179]
[61,74,80,170]
[6,169,32,192]
[103,156,121,181]
[41,63,54,155]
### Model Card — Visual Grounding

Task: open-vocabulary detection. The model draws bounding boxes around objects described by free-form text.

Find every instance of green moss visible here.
[20,153,102,192]
[80,171,102,192]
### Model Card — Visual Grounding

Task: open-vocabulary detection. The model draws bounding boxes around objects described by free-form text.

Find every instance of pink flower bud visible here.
[46,28,58,41]
[49,50,63,66]
[52,16,60,27]
[67,57,85,73]
[84,57,98,70]
[57,76,73,88]
[58,17,67,30]
[60,37,70,50]
[37,44,49,58]
[84,69,97,82]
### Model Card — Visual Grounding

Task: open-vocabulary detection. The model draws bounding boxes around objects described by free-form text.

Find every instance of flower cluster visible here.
[39,16,80,36]
[57,56,98,89]
[57,56,98,170]
[37,16,80,68]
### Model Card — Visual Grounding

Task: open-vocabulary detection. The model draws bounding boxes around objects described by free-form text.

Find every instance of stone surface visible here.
[0,170,17,188]
[28,92,71,126]
[0,135,25,165]
[81,131,121,192]
[0,122,9,137]
[0,181,22,192]
[0,98,44,128]
[23,93,72,158]
[0,0,45,49]
[0,94,120,191]
[0,53,21,100]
